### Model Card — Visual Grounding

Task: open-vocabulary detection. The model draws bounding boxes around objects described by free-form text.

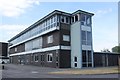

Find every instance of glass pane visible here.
[82,31,86,40]
[75,15,78,22]
[74,63,77,67]
[50,56,52,61]
[88,63,92,67]
[80,14,85,21]
[66,17,69,23]
[86,15,91,26]
[82,50,86,62]
[82,40,86,45]
[74,57,77,62]
[82,63,87,67]
[61,17,64,22]
[87,31,92,45]
[63,35,70,41]
[88,51,92,62]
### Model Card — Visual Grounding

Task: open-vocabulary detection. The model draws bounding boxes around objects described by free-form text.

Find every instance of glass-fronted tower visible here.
[71,10,94,68]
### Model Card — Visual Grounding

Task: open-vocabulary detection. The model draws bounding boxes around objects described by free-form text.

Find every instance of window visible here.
[56,56,58,62]
[82,31,86,45]
[18,56,21,62]
[61,16,64,23]
[26,55,29,62]
[31,54,34,62]
[45,21,47,26]
[32,38,40,50]
[63,35,70,41]
[74,57,77,62]
[82,31,86,40]
[74,63,77,67]
[82,50,87,67]
[88,51,92,62]
[66,17,69,23]
[82,50,92,67]
[56,63,59,67]
[81,14,85,22]
[40,54,44,61]
[61,16,70,24]
[15,47,17,52]
[51,17,53,24]
[47,35,53,43]
[82,31,92,45]
[71,17,74,23]
[53,16,57,22]
[82,50,86,62]
[25,41,32,51]
[25,37,42,51]
[47,54,53,62]
[86,15,91,26]
[87,32,92,45]
[81,14,91,26]
[39,37,42,48]
[75,15,78,22]
[34,54,39,62]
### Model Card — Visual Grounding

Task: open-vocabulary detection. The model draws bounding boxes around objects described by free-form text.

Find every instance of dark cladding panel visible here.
[17,43,25,52]
[42,31,60,48]
[94,52,119,67]
[0,43,2,56]
[9,48,15,54]
[60,23,70,30]
[9,43,25,54]
[108,54,118,66]
[59,50,71,68]
[94,53,105,67]
[2,43,8,56]
[0,42,8,57]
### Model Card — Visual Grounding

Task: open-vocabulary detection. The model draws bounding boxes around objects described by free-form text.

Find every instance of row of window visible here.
[25,37,42,51]
[71,14,91,27]
[13,34,70,52]
[18,53,53,63]
[11,15,71,45]
[10,14,91,45]
[24,34,70,52]
[60,16,70,24]
[11,15,58,45]
[47,34,70,44]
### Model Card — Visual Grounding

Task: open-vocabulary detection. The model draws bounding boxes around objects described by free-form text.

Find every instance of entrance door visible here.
[82,50,92,67]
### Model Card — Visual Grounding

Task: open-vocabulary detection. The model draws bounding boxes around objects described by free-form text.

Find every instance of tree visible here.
[112,46,120,53]
[101,49,110,52]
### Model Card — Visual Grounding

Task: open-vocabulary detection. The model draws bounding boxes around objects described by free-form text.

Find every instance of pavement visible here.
[1,64,120,78]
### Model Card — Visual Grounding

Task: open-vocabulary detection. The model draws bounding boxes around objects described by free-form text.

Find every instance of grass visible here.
[49,67,119,75]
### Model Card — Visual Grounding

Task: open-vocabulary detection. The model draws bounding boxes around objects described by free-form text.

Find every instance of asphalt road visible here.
[1,64,120,78]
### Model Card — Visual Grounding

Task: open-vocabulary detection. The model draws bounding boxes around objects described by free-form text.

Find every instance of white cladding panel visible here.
[82,45,92,50]
[71,21,82,68]
[81,25,91,31]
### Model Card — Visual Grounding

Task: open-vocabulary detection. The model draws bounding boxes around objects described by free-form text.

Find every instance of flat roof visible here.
[94,52,120,55]
[72,10,94,16]
[8,10,94,42]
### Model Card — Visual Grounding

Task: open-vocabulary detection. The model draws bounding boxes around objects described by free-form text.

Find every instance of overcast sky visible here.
[0,0,119,52]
